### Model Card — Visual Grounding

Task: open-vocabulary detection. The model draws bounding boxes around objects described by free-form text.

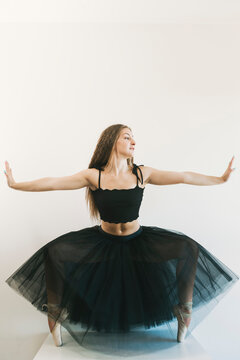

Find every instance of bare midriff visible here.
[100,219,141,236]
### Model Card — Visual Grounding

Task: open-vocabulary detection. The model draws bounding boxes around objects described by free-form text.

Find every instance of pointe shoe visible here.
[173,301,193,342]
[42,303,66,347]
[51,321,63,347]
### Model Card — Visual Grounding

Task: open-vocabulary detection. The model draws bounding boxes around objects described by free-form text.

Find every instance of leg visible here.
[176,240,199,304]
[45,252,64,306]
[42,301,63,346]
[155,234,200,307]
[175,239,199,331]
[43,245,66,345]
[152,233,199,331]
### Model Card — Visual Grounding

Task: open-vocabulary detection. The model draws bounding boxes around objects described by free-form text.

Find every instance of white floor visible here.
[33,326,211,360]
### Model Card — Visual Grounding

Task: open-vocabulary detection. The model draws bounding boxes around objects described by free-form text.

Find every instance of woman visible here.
[4,124,239,348]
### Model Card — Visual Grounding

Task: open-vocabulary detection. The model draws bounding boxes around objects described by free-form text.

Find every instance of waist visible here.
[98,225,143,241]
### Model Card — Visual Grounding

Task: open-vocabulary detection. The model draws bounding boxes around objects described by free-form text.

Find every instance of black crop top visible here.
[91,163,145,223]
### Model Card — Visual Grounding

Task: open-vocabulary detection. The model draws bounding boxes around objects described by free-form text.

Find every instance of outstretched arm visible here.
[145,156,236,186]
[4,161,91,191]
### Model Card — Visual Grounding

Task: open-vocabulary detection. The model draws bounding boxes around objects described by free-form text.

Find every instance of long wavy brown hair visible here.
[85,124,135,222]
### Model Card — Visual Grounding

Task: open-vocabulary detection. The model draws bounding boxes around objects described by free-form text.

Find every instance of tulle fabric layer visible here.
[5,224,239,345]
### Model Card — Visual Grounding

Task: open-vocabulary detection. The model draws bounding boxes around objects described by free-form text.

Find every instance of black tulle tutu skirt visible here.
[5,224,239,345]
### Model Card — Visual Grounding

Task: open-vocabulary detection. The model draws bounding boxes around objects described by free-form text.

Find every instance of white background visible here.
[0,1,240,359]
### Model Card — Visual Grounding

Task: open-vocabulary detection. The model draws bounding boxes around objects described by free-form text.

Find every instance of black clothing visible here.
[5,163,239,346]
[91,164,145,223]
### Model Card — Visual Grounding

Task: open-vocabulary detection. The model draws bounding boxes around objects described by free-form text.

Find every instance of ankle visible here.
[179,301,193,313]
[181,306,191,313]
[48,315,57,332]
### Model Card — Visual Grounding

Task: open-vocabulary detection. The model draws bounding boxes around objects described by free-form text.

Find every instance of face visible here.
[115,128,136,158]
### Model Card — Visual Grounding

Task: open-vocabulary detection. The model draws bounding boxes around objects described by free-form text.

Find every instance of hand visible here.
[221,155,236,182]
[4,161,16,188]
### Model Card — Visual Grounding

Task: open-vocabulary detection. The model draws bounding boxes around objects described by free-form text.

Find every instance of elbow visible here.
[182,172,190,184]
[40,178,55,191]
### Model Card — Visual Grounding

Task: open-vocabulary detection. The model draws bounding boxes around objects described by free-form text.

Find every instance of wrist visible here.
[219,176,226,184]
[10,182,18,189]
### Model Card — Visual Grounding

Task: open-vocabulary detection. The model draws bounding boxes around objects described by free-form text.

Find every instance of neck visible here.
[103,162,132,176]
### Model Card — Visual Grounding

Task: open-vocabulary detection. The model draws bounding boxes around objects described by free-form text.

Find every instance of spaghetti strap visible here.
[98,169,101,189]
[132,164,144,186]
[138,165,144,185]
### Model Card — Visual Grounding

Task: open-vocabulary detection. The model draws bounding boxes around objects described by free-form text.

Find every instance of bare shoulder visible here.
[136,165,152,185]
[86,165,181,190]
[87,166,151,190]
[85,168,100,191]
